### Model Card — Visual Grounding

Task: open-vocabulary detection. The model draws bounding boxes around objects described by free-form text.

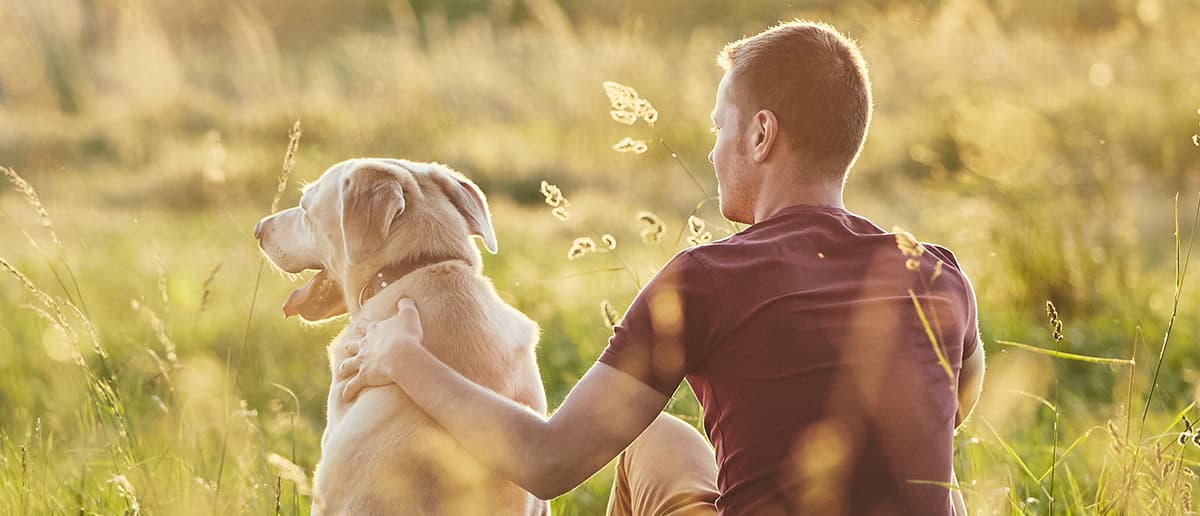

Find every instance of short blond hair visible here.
[718,20,873,181]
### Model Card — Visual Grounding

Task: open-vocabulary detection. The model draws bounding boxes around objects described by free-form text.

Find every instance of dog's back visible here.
[314,261,547,515]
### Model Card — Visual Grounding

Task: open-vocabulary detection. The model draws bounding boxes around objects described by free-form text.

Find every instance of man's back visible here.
[601,204,979,515]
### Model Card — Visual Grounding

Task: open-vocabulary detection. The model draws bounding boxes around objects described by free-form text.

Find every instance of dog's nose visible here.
[253,220,264,240]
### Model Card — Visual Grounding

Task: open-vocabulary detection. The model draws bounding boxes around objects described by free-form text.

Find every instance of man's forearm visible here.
[385,342,564,498]
[383,343,669,500]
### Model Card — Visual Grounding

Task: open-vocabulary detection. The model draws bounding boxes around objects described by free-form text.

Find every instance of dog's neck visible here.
[355,254,471,308]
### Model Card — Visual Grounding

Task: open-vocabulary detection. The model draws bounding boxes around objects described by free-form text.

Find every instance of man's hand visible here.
[338,298,424,403]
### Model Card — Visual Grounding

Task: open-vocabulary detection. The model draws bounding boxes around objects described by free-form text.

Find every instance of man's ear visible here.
[339,164,406,263]
[428,168,498,254]
[752,109,779,163]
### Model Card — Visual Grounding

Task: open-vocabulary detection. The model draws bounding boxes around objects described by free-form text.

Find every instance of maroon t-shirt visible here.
[599,204,978,516]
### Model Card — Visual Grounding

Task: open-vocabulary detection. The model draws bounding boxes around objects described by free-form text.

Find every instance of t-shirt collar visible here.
[755,204,849,225]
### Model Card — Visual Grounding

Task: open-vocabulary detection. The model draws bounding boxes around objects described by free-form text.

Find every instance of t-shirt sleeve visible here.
[597,251,716,396]
[927,244,980,361]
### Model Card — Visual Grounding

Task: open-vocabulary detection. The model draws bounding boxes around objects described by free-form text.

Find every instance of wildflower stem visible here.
[1139,192,1199,440]
[993,340,1135,365]
[1049,334,1060,512]
[215,258,265,504]
[658,139,740,234]
[1034,427,1100,483]
[906,289,955,390]
[218,121,299,504]
[979,416,1049,495]
[270,382,302,512]
[609,250,641,290]
[658,139,710,197]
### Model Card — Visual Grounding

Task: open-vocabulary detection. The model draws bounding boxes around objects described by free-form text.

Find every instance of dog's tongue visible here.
[283,270,329,318]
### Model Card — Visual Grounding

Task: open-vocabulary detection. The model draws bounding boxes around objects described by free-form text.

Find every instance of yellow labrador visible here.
[254,158,548,515]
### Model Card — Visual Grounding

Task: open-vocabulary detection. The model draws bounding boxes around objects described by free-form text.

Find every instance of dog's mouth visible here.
[283,268,345,319]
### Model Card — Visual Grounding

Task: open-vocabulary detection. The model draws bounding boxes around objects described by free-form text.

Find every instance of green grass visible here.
[2,0,1199,514]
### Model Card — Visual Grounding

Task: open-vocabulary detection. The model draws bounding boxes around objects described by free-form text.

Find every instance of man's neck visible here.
[751,176,844,223]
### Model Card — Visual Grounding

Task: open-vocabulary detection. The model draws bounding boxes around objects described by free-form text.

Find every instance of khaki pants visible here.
[606,413,720,516]
[605,413,969,516]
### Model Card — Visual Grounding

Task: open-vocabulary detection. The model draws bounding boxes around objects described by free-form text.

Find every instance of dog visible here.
[254,158,549,515]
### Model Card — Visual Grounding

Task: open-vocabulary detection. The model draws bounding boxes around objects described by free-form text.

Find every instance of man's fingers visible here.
[344,337,361,356]
[395,298,425,340]
[342,373,364,403]
[337,355,360,380]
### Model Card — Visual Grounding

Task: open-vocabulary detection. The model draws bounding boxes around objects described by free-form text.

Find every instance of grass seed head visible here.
[603,81,639,105]
[1,257,67,325]
[567,237,598,260]
[686,215,712,245]
[637,211,665,244]
[613,137,649,154]
[603,81,656,127]
[610,110,638,125]
[267,453,312,496]
[199,263,223,314]
[271,120,302,214]
[600,300,619,330]
[540,180,571,219]
[892,226,924,257]
[1046,300,1064,342]
[107,474,141,515]
[2,166,62,250]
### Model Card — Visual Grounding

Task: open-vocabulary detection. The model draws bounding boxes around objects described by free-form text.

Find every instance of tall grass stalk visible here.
[993,340,1135,365]
[1139,193,1200,436]
[658,139,740,234]
[215,120,301,504]
[270,382,302,511]
[1,167,89,318]
[1049,334,1059,513]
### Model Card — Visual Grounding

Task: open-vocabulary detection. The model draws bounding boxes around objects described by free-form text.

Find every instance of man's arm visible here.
[340,301,672,500]
[955,337,985,429]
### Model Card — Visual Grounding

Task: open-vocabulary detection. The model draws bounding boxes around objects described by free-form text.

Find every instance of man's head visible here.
[708,20,872,223]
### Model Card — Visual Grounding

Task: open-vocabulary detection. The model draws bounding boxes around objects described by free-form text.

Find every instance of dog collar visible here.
[357,256,471,307]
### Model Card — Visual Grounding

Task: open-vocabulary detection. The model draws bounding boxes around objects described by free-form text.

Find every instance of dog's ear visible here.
[339,164,406,263]
[429,168,498,254]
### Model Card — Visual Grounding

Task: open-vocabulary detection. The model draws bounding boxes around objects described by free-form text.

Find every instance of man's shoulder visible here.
[922,242,974,282]
[923,243,962,269]
[655,246,717,282]
[636,244,731,299]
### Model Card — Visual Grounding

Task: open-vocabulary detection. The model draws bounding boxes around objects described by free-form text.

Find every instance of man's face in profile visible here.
[709,72,754,224]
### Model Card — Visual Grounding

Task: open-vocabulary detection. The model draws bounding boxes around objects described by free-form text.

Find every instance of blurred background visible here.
[1,0,1198,513]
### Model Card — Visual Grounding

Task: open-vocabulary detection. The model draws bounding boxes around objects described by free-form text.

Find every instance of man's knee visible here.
[622,413,718,495]
[627,413,708,459]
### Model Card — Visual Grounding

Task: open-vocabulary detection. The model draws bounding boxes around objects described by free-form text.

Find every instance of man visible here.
[338,20,985,515]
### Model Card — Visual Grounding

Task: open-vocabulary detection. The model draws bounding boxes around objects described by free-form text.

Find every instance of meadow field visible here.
[1,0,1199,513]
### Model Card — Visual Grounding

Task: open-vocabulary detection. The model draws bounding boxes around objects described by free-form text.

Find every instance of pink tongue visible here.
[283,270,326,317]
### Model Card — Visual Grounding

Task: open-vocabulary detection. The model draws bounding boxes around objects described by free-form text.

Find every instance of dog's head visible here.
[253,158,497,322]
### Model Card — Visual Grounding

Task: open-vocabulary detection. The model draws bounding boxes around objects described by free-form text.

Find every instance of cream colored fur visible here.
[255,158,548,515]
